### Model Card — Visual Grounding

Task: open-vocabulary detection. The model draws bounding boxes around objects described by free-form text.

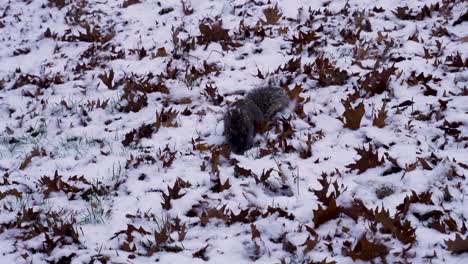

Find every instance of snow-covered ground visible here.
[0,0,467,263]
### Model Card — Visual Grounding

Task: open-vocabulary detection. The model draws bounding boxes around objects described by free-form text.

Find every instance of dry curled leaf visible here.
[251,224,261,240]
[372,102,388,128]
[181,1,194,15]
[346,235,389,261]
[121,123,155,147]
[396,190,433,216]
[282,235,297,254]
[445,234,468,254]
[301,236,318,255]
[211,172,231,193]
[197,20,240,50]
[346,144,384,174]
[98,69,116,90]
[340,97,365,130]
[360,66,397,95]
[0,188,22,200]
[19,154,33,170]
[155,107,179,130]
[314,56,349,87]
[373,207,416,244]
[313,198,339,228]
[193,244,209,261]
[122,0,140,8]
[156,47,168,57]
[261,4,283,25]
[313,172,343,206]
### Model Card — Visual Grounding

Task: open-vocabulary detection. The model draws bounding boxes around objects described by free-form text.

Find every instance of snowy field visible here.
[0,0,467,263]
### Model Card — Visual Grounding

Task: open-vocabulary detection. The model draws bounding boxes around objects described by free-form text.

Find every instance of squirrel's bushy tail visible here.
[247,87,289,119]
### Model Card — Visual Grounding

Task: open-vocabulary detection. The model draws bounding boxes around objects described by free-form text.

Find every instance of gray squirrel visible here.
[224,86,289,154]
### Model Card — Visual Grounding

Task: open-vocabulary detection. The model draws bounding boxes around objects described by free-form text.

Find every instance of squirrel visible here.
[224,86,289,154]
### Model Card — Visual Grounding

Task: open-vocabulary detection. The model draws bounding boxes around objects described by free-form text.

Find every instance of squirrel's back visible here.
[246,87,288,118]
[224,86,288,154]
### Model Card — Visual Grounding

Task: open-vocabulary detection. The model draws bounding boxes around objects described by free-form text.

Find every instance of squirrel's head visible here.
[224,108,255,154]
